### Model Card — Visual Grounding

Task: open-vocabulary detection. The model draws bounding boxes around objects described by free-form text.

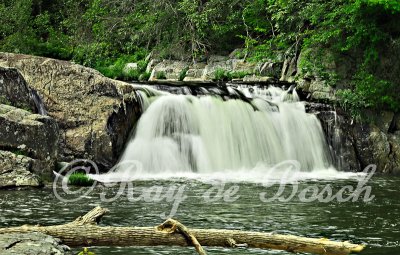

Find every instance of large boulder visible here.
[0,232,71,255]
[349,110,400,174]
[352,124,393,173]
[0,104,58,180]
[0,53,142,169]
[0,105,58,160]
[310,103,400,174]
[183,63,207,82]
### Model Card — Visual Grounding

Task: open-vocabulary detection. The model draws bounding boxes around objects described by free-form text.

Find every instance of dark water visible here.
[0,177,399,255]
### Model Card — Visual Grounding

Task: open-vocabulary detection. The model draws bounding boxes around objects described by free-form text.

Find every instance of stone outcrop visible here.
[0,53,142,170]
[312,106,400,175]
[0,105,58,161]
[147,53,282,83]
[297,78,335,102]
[0,150,41,188]
[0,104,59,184]
[350,112,400,175]
[0,232,71,255]
[149,60,189,80]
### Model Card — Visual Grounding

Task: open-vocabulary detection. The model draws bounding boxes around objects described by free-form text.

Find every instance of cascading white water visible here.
[114,85,333,177]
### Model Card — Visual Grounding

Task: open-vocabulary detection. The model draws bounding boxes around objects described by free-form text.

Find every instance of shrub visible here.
[178,67,189,81]
[213,68,232,81]
[139,72,151,81]
[156,71,167,79]
[337,69,400,117]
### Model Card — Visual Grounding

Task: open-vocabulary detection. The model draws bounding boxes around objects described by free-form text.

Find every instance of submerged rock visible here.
[0,232,71,255]
[0,53,142,170]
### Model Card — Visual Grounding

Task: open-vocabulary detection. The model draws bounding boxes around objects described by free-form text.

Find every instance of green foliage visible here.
[95,52,148,81]
[213,69,252,81]
[213,68,231,81]
[178,67,189,81]
[139,72,151,82]
[1,0,399,115]
[68,172,94,186]
[155,71,167,80]
[10,149,28,156]
[78,247,96,255]
[240,0,400,114]
[337,69,400,115]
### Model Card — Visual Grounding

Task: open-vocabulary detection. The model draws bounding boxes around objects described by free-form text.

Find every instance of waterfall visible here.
[113,85,333,177]
[31,89,47,115]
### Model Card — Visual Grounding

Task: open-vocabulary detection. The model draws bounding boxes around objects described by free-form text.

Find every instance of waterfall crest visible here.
[116,85,333,176]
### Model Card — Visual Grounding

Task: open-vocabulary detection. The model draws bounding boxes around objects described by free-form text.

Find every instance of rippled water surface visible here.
[0,176,399,255]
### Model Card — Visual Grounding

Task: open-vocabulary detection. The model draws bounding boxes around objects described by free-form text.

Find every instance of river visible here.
[0,175,399,254]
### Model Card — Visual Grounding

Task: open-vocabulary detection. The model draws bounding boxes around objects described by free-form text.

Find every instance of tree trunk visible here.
[0,207,364,255]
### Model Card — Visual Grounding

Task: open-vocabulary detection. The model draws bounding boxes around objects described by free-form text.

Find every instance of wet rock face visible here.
[0,53,142,170]
[312,104,400,175]
[306,103,360,171]
[0,67,37,112]
[0,232,71,255]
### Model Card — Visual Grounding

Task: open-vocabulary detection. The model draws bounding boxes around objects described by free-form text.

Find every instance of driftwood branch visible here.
[158,218,207,255]
[0,207,365,255]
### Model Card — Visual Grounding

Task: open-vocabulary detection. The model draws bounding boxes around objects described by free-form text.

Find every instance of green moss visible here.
[68,172,94,186]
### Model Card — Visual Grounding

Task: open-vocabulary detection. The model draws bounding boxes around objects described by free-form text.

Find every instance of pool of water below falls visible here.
[0,176,399,255]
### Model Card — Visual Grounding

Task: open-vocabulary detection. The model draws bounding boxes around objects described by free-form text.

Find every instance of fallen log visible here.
[0,206,364,255]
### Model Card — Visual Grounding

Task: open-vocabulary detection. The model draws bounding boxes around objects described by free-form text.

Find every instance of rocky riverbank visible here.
[0,53,143,188]
[0,232,71,255]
